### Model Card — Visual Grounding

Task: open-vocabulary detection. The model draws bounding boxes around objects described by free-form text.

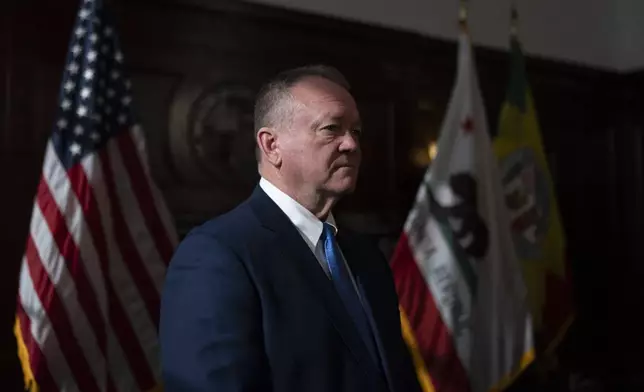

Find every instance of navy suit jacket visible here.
[159,187,421,392]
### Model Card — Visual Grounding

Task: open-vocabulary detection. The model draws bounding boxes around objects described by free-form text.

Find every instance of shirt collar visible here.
[259,178,337,248]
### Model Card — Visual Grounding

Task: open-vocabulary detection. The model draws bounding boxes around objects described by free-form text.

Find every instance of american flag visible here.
[14,0,178,391]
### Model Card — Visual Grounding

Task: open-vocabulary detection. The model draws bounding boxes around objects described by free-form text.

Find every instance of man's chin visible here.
[328,178,358,195]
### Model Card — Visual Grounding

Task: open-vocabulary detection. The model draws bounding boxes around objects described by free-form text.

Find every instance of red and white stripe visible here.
[16,126,177,392]
[392,226,470,392]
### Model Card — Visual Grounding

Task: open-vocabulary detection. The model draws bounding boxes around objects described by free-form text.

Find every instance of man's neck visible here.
[260,174,336,220]
[301,192,336,221]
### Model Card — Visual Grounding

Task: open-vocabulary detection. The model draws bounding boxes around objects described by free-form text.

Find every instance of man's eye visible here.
[351,129,362,137]
[322,124,340,131]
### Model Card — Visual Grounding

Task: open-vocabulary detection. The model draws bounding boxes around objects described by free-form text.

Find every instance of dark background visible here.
[2,0,643,390]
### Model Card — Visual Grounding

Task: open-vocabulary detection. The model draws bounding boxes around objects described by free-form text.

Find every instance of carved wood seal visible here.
[169,79,259,188]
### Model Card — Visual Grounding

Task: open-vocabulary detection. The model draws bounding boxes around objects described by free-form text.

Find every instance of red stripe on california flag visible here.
[391,232,470,392]
[68,163,155,390]
[16,302,58,392]
[24,235,100,392]
[117,132,174,264]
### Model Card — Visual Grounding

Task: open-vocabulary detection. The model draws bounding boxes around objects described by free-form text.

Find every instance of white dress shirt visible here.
[259,178,361,295]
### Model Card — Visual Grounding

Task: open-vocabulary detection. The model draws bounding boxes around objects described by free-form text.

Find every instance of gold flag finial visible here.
[459,0,469,31]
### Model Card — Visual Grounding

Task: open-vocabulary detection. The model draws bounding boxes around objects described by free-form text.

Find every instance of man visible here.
[159,65,421,392]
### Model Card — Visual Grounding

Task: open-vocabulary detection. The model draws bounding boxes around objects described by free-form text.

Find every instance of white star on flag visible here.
[75,26,86,37]
[122,96,131,106]
[90,131,101,142]
[74,125,84,136]
[84,69,94,81]
[77,105,88,117]
[61,99,72,111]
[79,8,90,20]
[118,114,127,124]
[71,45,82,56]
[57,119,68,129]
[64,81,75,92]
[81,87,92,99]
[69,143,82,156]
[87,50,97,62]
[67,62,79,74]
[90,33,98,43]
[115,51,123,62]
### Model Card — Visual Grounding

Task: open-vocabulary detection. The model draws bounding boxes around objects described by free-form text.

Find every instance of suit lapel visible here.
[338,232,396,392]
[247,187,384,383]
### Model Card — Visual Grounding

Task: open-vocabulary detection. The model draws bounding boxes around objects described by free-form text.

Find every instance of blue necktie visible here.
[322,223,379,368]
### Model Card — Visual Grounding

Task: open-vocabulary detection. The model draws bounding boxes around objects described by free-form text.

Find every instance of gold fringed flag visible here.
[493,35,574,353]
[391,29,534,392]
[14,0,178,390]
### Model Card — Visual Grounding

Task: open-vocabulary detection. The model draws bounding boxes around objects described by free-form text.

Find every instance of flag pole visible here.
[510,0,519,38]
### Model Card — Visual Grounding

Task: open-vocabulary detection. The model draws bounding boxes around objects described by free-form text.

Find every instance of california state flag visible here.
[392,31,534,392]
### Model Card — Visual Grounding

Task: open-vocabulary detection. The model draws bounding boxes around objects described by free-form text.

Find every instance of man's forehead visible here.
[292,98,361,125]
[291,80,357,111]
[290,77,353,101]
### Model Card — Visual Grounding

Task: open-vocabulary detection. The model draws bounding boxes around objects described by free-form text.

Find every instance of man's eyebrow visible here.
[311,115,362,129]
[310,114,335,130]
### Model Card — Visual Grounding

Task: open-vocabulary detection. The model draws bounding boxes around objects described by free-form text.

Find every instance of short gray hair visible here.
[253,65,351,134]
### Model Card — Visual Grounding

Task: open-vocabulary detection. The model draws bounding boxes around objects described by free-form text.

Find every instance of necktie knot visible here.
[322,222,335,241]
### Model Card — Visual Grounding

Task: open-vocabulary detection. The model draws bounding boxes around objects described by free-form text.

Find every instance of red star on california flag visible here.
[462,117,474,133]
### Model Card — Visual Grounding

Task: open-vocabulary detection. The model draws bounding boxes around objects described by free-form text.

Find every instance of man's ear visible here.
[256,127,281,167]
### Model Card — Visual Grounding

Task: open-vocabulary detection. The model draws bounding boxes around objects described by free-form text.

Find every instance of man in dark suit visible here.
[159,65,422,392]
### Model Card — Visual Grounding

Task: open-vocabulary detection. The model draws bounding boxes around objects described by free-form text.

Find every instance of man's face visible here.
[278,77,362,196]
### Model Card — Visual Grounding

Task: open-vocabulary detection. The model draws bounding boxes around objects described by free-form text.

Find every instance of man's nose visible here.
[338,131,360,153]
